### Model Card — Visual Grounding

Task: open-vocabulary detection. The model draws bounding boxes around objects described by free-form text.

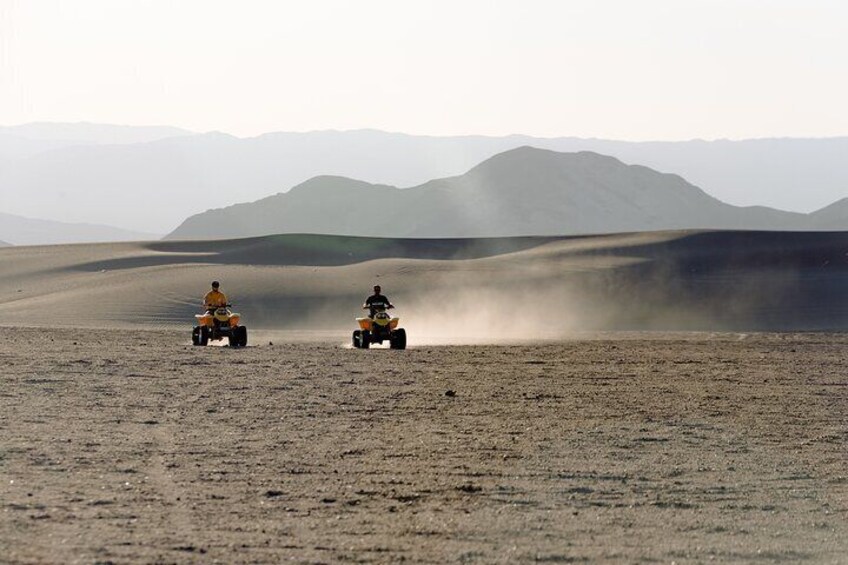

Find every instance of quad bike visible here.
[192,304,248,347]
[353,304,406,349]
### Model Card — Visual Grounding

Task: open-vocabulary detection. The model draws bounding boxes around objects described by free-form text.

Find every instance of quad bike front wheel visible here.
[359,330,371,349]
[228,326,248,347]
[390,328,407,350]
[192,325,209,346]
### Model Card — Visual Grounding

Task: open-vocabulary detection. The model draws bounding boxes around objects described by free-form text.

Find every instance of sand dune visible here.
[1,230,847,335]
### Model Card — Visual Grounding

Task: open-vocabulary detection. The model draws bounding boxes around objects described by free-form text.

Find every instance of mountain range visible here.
[2,123,847,234]
[168,147,842,240]
[0,122,192,160]
[0,212,158,246]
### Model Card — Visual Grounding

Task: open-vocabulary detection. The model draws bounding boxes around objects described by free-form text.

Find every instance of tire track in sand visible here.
[144,416,206,555]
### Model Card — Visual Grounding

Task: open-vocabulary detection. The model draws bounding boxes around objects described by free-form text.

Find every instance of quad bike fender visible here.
[377,317,399,330]
[195,313,214,327]
[358,317,399,331]
[196,313,240,327]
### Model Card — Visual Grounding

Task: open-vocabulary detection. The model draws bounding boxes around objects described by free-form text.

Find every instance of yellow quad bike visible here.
[192,304,248,347]
[353,305,406,349]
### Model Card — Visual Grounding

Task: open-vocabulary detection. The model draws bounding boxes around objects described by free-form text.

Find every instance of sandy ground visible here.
[2,328,846,564]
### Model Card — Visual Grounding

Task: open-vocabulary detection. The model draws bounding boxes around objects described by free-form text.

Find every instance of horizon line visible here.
[2,121,848,145]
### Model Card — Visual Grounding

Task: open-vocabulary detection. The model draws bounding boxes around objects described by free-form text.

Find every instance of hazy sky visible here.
[1,0,846,140]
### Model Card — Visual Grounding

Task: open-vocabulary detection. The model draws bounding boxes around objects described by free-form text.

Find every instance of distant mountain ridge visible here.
[807,198,848,229]
[1,122,192,142]
[167,147,841,240]
[0,212,159,246]
[2,123,848,233]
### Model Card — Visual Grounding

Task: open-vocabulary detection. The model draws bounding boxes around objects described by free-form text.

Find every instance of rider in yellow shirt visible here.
[203,281,228,312]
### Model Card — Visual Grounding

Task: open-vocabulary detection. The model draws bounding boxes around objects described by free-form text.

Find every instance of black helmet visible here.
[373,285,381,292]
[211,281,220,288]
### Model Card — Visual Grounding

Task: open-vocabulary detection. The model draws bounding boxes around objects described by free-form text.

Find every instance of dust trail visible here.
[399,286,589,345]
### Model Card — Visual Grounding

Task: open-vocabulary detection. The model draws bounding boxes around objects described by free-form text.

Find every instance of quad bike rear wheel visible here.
[390,328,407,350]
[359,330,371,349]
[352,330,362,348]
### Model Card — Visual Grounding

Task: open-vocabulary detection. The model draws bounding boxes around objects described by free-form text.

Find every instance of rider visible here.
[363,285,394,317]
[203,281,228,313]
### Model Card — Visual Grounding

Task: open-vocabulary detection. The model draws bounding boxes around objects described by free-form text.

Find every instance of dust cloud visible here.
[399,285,593,345]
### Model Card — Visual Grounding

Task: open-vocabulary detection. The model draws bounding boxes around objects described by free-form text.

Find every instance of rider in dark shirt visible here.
[363,285,394,317]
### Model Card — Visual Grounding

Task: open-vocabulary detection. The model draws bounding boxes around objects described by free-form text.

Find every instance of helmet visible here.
[373,285,381,292]
[211,281,220,288]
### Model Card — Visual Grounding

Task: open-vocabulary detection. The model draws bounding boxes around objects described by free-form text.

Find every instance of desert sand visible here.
[1,231,847,563]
